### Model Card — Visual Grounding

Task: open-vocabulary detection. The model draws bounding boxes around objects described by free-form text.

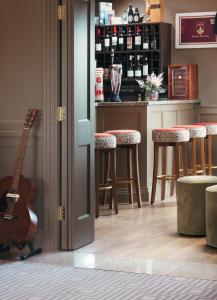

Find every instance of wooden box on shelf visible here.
[149,0,164,22]
[168,64,198,100]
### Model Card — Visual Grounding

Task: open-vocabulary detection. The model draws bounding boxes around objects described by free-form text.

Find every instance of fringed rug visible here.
[0,261,217,299]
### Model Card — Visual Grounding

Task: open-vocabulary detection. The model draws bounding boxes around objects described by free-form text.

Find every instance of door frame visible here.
[41,0,61,250]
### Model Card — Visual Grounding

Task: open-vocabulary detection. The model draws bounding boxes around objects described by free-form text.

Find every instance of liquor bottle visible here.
[134,26,142,50]
[143,29,149,50]
[104,28,110,51]
[127,55,134,78]
[118,27,125,51]
[126,27,133,50]
[128,4,134,24]
[151,32,157,50]
[143,55,149,77]
[134,8,140,23]
[135,55,142,78]
[95,28,102,52]
[111,26,118,50]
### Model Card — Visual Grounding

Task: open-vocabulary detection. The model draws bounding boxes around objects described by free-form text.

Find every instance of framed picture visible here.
[175,12,217,49]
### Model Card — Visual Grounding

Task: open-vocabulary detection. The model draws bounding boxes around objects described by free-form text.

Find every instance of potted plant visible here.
[137,72,164,101]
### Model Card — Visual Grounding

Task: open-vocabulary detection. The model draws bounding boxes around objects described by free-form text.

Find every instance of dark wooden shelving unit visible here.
[95,22,171,81]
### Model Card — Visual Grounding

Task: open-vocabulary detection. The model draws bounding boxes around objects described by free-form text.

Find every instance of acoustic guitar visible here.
[0,109,42,259]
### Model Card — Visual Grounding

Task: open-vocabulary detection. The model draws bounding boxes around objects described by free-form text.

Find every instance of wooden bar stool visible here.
[151,128,190,205]
[95,133,117,218]
[174,125,207,175]
[106,129,142,208]
[194,122,217,175]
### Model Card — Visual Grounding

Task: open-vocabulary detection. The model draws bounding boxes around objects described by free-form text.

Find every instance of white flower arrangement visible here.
[136,72,164,100]
[137,72,164,92]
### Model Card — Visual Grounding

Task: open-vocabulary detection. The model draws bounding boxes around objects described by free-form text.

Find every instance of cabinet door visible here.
[168,66,189,99]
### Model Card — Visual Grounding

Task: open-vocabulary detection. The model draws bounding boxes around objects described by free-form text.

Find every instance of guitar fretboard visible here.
[10,128,30,192]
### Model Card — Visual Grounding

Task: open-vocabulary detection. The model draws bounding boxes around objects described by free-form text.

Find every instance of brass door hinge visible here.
[58,5,66,21]
[57,106,66,122]
[57,206,66,221]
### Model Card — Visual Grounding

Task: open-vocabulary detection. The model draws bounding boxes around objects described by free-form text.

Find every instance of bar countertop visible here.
[95,100,200,106]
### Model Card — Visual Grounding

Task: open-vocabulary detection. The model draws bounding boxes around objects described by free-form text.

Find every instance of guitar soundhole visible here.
[0,192,9,212]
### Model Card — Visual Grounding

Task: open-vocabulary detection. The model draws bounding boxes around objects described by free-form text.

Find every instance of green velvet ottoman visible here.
[177,176,217,236]
[206,185,217,248]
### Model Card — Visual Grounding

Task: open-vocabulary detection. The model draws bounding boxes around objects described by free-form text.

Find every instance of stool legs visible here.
[161,147,167,201]
[151,143,159,205]
[104,151,111,207]
[191,138,206,175]
[95,150,100,218]
[170,149,175,197]
[191,138,197,175]
[207,135,213,175]
[127,148,134,204]
[110,149,118,214]
[132,144,142,208]
[200,138,206,175]
[95,149,118,217]
[175,143,180,183]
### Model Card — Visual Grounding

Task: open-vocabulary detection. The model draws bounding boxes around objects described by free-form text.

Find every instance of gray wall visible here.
[113,0,217,105]
[0,0,44,233]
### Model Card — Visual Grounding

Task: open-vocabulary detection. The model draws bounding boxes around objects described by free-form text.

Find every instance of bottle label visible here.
[128,15,133,22]
[127,37,132,49]
[134,16,139,22]
[119,37,124,45]
[143,65,148,76]
[104,38,110,47]
[96,43,102,51]
[135,36,141,45]
[143,42,149,49]
[135,70,141,77]
[127,70,134,77]
[112,36,117,46]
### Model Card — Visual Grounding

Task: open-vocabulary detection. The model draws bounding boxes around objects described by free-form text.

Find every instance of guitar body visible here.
[0,175,38,246]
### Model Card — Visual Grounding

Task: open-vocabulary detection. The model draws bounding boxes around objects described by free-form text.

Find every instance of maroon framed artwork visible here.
[176,12,217,48]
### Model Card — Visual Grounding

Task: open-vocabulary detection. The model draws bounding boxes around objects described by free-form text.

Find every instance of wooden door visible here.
[60,0,95,250]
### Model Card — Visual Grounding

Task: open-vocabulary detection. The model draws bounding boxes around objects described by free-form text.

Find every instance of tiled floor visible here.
[1,197,217,280]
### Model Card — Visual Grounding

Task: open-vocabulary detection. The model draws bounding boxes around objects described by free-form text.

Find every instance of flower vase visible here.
[144,91,159,101]
[150,91,159,101]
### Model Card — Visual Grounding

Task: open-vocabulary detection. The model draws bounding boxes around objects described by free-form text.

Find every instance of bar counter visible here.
[96,100,200,202]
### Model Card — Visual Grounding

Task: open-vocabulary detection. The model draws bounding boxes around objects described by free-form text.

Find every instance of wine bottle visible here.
[126,27,133,50]
[151,32,157,50]
[134,26,142,50]
[104,28,110,51]
[118,27,125,51]
[128,4,134,24]
[111,26,118,50]
[143,55,149,77]
[143,28,149,50]
[127,55,134,78]
[135,55,142,78]
[95,28,102,52]
[134,8,140,23]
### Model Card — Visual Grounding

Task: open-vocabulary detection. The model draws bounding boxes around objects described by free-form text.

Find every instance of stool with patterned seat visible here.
[174,125,207,175]
[151,128,190,204]
[106,129,142,208]
[194,122,217,175]
[95,133,117,218]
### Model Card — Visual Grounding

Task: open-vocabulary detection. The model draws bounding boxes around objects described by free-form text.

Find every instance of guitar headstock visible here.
[24,109,40,129]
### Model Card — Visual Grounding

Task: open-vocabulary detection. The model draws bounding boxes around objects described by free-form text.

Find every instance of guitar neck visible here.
[10,128,30,192]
